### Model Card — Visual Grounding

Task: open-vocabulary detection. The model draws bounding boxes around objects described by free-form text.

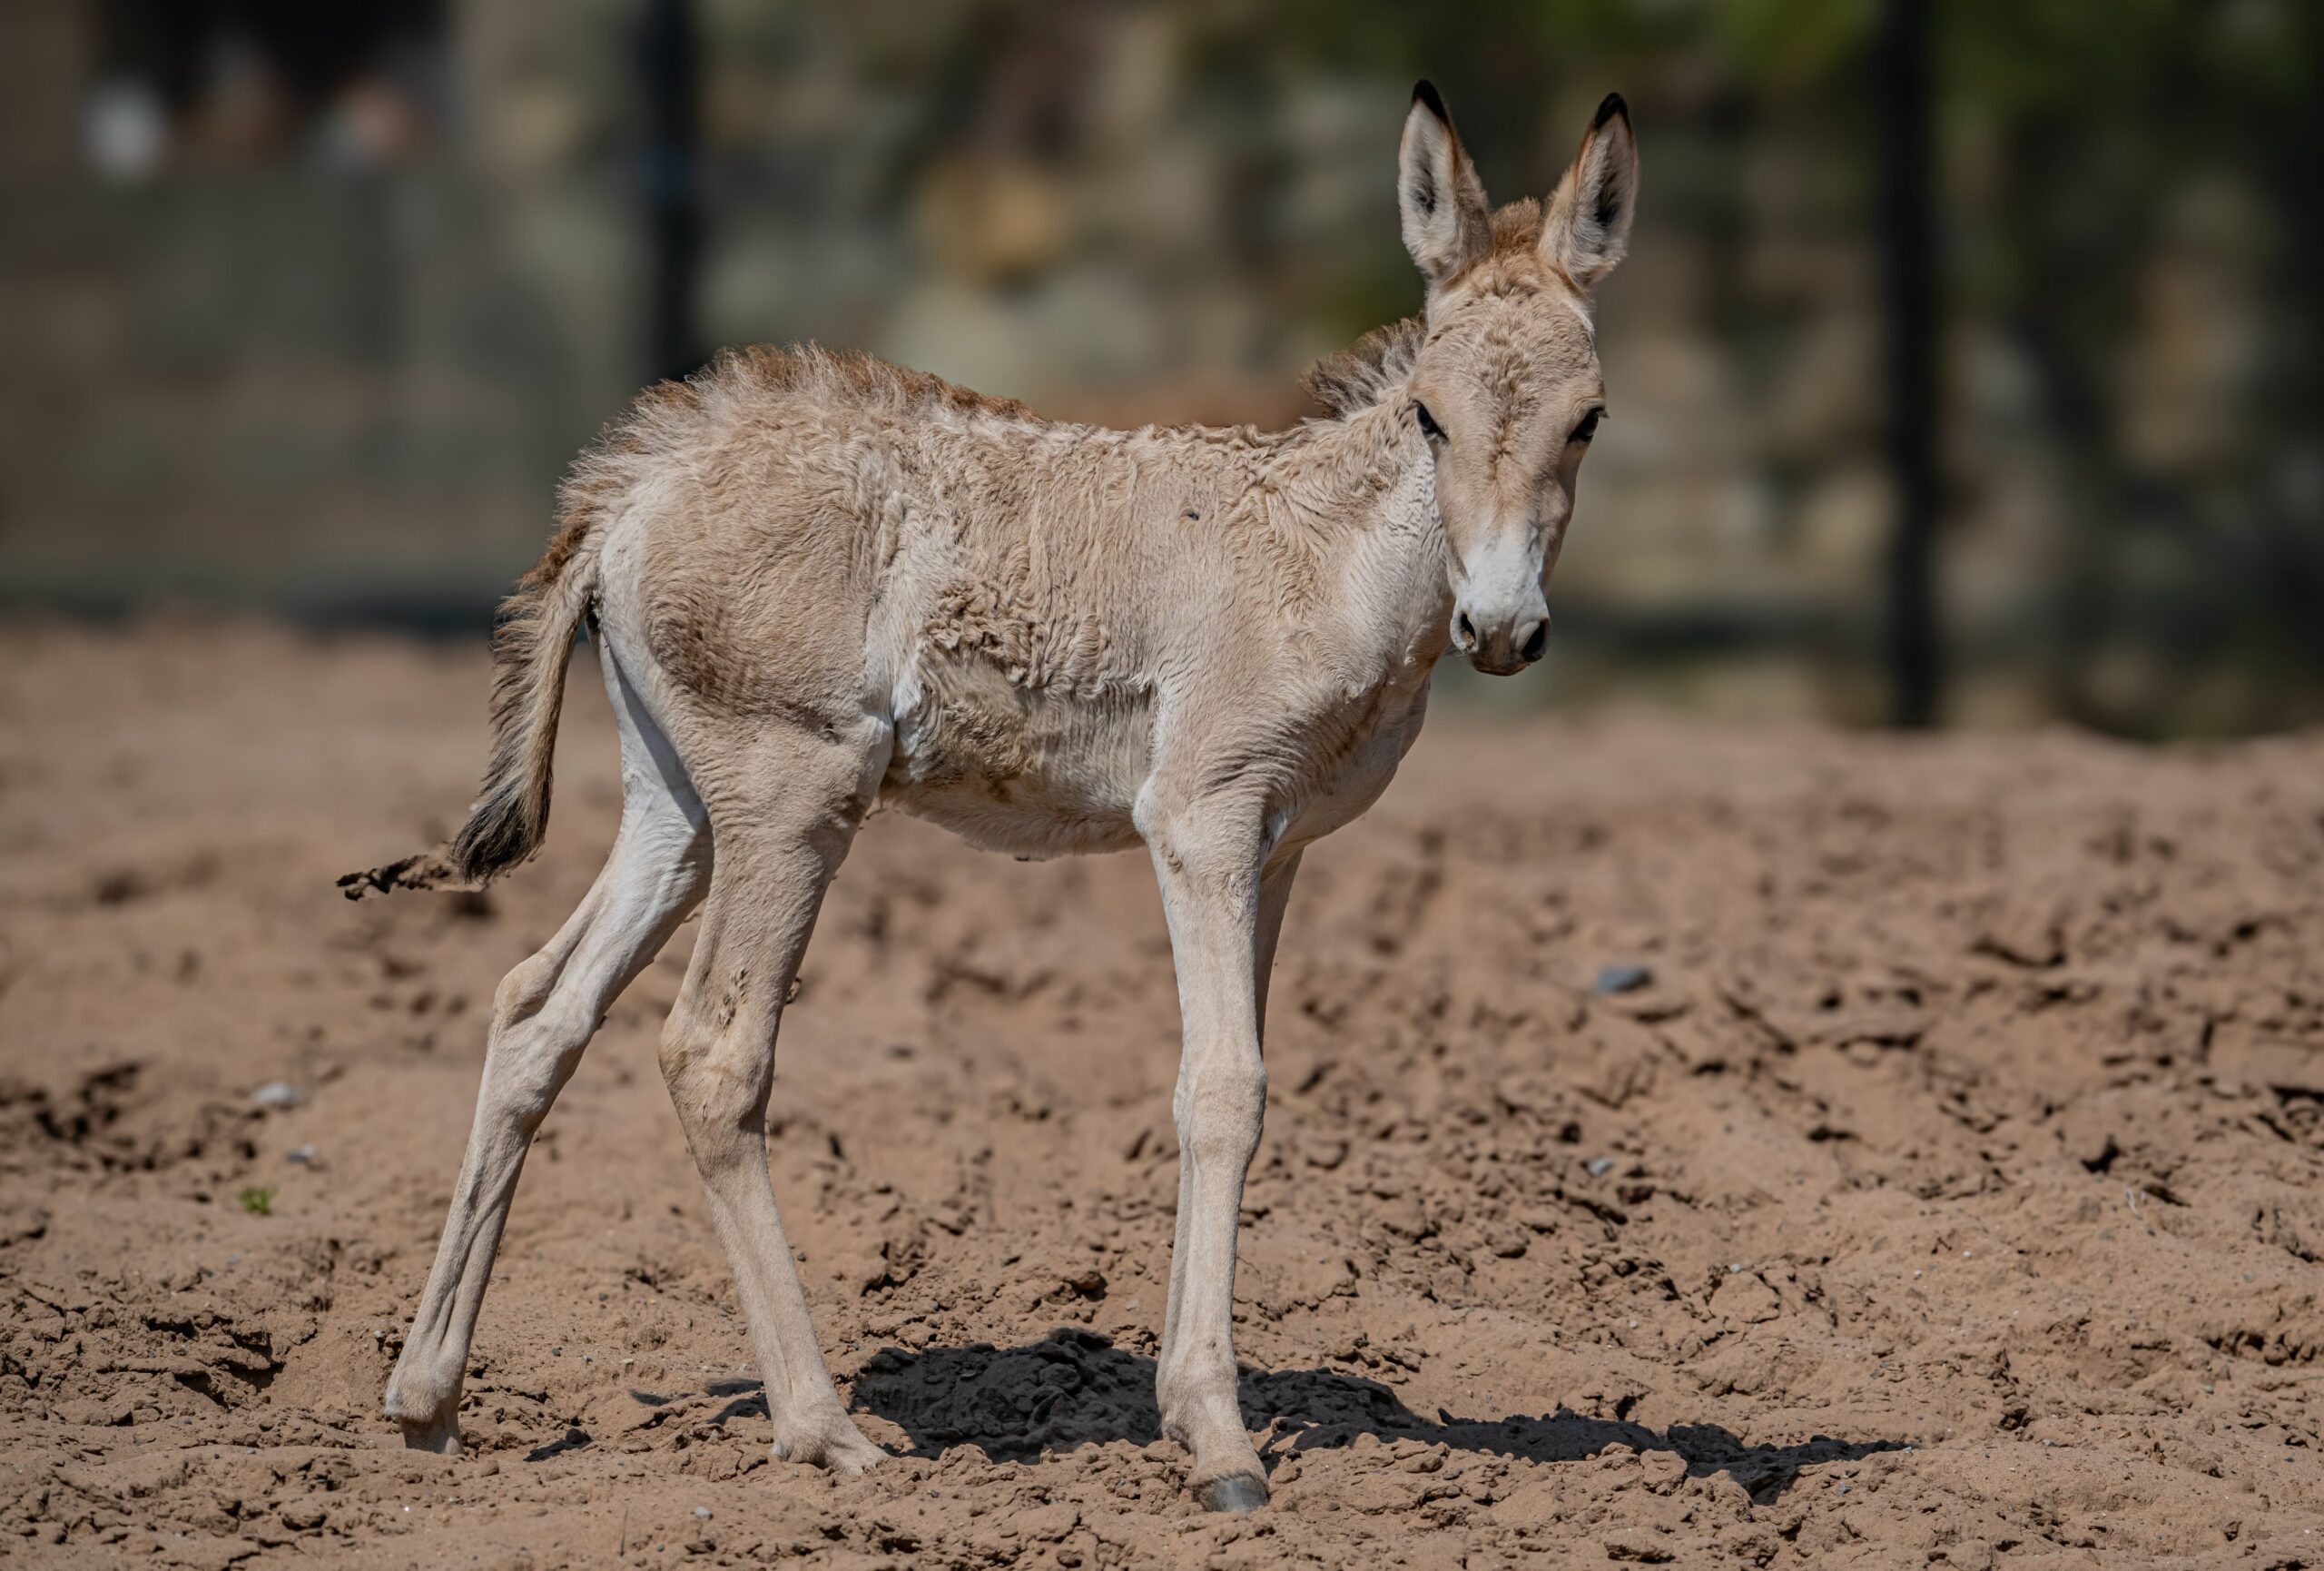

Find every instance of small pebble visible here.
[286,1145,317,1165]
[251,1082,306,1110]
[1587,1158,1616,1178]
[693,1507,712,1519]
[1592,963,1654,994]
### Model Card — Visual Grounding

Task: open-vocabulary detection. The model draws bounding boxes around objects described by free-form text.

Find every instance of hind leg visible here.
[656,723,886,1474]
[385,652,709,1452]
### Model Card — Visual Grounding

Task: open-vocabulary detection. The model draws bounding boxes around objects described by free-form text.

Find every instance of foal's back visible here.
[583,343,1313,854]
[597,349,1254,695]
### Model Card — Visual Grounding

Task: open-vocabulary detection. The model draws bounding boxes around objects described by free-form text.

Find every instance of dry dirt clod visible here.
[7,629,2323,1567]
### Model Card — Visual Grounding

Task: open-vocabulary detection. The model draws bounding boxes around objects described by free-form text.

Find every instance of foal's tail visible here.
[340,516,603,900]
[446,521,602,883]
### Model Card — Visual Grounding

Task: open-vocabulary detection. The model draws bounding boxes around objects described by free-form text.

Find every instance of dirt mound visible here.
[2,621,2320,1566]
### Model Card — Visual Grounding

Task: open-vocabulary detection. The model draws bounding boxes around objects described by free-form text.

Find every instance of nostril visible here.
[1520,620,1549,663]
[1455,611,1478,649]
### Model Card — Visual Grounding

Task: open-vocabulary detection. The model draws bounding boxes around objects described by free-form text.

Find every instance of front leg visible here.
[1144,803,1292,1512]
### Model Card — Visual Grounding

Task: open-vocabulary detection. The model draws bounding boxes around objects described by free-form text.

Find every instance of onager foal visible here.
[350,84,1637,1512]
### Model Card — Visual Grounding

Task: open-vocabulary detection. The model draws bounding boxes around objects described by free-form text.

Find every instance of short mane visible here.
[1300,317,1424,419]
[1300,197,1560,421]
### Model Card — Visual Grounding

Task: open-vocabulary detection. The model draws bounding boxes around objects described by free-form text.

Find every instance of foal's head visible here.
[1396,84,1638,676]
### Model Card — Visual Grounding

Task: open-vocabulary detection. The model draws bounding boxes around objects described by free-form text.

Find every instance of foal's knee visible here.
[487,953,595,1053]
[658,1007,769,1170]
[489,949,565,1032]
[1175,1058,1266,1170]
[476,955,598,1112]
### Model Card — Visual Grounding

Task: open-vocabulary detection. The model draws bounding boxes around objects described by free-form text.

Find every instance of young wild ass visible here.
[348,84,1638,1512]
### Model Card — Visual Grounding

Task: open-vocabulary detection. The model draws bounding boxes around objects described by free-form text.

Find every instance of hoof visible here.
[771,1418,887,1477]
[396,1414,462,1456]
[1197,1472,1269,1514]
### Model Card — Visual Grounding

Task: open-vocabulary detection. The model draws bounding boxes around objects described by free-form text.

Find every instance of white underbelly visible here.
[878,656,1150,859]
[875,652,1431,863]
[879,772,1143,858]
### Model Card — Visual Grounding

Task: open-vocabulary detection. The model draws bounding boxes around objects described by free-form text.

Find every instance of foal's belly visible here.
[879,657,1149,859]
[877,650,1433,864]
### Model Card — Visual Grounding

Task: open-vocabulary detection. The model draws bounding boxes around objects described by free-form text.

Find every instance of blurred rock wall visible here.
[2,0,2317,733]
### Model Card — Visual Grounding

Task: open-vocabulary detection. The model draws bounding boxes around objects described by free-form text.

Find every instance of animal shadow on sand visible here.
[695,1328,1904,1503]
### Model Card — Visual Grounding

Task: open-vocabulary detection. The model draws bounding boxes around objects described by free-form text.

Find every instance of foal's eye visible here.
[1571,407,1603,445]
[1414,401,1444,442]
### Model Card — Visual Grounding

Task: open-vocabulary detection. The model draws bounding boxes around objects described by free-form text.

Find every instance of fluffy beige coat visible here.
[352,82,1639,1514]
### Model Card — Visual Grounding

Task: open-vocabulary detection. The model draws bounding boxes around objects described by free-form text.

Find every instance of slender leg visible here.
[1158,849,1300,1444]
[384,715,708,1452]
[655,729,886,1474]
[1253,849,1304,1032]
[1147,811,1287,1510]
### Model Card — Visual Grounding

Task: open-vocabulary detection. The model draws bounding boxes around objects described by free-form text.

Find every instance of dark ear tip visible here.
[1412,80,1449,121]
[1593,91,1630,130]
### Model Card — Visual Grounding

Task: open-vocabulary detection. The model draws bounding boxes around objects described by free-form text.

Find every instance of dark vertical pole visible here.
[641,0,702,385]
[1877,0,1939,726]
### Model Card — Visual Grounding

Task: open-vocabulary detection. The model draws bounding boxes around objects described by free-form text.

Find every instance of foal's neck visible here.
[1265,385,1455,671]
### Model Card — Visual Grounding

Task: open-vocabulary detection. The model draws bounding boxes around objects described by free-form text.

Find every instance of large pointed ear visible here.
[1399,81,1492,290]
[1541,93,1639,290]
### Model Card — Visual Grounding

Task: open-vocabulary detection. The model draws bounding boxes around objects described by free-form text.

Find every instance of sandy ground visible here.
[2,621,2322,1569]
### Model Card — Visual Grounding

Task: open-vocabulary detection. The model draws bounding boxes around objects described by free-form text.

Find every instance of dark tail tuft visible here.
[337,851,459,901]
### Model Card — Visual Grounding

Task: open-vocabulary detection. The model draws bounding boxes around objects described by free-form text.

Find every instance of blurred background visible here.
[3,0,2319,736]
